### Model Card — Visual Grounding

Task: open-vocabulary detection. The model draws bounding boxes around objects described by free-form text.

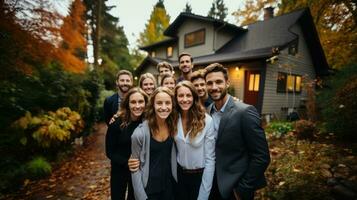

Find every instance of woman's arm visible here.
[131,128,148,200]
[198,116,216,200]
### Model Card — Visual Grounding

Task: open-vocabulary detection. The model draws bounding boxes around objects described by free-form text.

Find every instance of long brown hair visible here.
[145,87,177,137]
[117,87,148,128]
[175,81,205,139]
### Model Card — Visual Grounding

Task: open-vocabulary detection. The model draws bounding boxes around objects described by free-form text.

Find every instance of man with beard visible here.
[103,70,133,125]
[190,69,213,108]
[204,63,270,200]
[177,52,193,83]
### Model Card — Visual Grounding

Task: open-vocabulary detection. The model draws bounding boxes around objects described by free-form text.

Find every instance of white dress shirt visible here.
[175,113,216,200]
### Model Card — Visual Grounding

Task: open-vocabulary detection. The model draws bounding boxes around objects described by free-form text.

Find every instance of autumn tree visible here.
[207,0,228,21]
[138,0,170,46]
[232,0,277,26]
[183,2,192,13]
[58,0,87,73]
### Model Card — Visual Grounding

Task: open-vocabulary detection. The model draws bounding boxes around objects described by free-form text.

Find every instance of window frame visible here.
[184,28,206,48]
[277,72,302,93]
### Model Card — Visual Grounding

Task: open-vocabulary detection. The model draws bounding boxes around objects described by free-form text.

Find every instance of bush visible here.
[265,121,293,138]
[26,157,52,179]
[12,107,84,148]
[294,120,315,140]
[317,63,357,140]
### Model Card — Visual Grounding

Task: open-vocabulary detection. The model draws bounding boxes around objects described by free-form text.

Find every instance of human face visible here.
[159,67,172,76]
[129,92,146,120]
[206,72,230,101]
[141,78,155,95]
[176,86,193,112]
[116,74,133,94]
[162,77,175,91]
[179,55,193,74]
[154,92,172,120]
[192,78,206,98]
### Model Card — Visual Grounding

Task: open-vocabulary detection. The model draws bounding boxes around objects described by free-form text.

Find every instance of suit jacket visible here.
[208,96,270,198]
[103,93,120,125]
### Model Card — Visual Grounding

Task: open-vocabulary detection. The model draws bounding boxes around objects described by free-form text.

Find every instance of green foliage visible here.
[317,63,357,140]
[183,2,192,13]
[12,107,84,148]
[207,0,228,21]
[265,121,293,138]
[294,120,315,140]
[96,89,115,121]
[138,0,170,46]
[26,157,52,179]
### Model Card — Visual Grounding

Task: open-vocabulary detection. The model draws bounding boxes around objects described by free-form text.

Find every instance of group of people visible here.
[104,53,271,200]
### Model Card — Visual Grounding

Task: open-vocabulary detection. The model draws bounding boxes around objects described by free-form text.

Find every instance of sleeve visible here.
[235,105,270,194]
[131,128,148,200]
[105,121,127,165]
[197,116,216,200]
[103,97,111,125]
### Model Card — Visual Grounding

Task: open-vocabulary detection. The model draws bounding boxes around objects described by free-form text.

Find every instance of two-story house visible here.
[135,7,329,120]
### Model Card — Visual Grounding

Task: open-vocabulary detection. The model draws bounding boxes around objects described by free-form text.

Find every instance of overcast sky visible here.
[107,0,245,49]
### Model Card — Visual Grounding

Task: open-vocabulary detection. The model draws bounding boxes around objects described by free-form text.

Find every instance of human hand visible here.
[128,156,140,172]
[109,114,118,124]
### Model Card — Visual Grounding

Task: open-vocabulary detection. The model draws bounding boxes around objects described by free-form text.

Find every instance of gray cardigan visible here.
[131,120,178,200]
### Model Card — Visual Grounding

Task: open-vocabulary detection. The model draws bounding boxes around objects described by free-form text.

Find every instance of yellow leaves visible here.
[14,107,84,148]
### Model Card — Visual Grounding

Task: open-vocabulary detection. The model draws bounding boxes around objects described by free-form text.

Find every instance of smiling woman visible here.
[105,87,148,200]
[131,87,178,200]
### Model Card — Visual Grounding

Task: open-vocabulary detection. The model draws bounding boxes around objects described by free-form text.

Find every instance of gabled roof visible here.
[216,8,329,75]
[135,56,167,75]
[139,37,177,51]
[164,12,246,36]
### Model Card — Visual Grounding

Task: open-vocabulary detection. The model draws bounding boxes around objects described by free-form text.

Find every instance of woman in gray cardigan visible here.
[131,87,178,200]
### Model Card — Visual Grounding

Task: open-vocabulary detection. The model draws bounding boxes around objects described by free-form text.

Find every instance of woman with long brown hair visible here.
[131,87,178,200]
[174,81,215,200]
[105,87,148,200]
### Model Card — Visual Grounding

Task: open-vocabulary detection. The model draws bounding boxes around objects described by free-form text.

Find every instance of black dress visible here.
[145,134,174,200]
[105,118,141,200]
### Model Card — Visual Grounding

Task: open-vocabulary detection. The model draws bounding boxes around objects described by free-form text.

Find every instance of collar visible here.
[212,95,231,114]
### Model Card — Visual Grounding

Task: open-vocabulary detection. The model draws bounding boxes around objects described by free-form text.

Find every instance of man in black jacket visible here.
[103,70,133,125]
[205,63,270,200]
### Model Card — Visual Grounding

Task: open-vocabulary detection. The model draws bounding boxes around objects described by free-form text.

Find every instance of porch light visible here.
[235,67,240,71]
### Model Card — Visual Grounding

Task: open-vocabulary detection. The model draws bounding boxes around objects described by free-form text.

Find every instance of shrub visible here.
[317,63,357,140]
[12,107,84,148]
[294,120,315,140]
[265,121,293,138]
[26,157,52,179]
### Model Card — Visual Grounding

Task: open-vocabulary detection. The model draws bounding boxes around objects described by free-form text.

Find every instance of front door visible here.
[244,70,260,107]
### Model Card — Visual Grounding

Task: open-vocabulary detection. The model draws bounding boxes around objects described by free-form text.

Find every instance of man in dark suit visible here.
[103,70,133,125]
[204,63,270,200]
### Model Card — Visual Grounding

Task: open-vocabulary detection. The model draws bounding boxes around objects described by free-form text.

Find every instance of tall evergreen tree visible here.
[183,2,192,13]
[138,0,170,46]
[207,0,227,21]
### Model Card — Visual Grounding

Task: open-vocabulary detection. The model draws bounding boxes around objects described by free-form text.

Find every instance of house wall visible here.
[215,30,235,51]
[177,19,214,57]
[152,46,166,59]
[261,24,316,119]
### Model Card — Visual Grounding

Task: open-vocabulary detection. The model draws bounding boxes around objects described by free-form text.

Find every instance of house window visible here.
[184,29,205,48]
[248,74,260,91]
[151,51,156,57]
[277,72,302,93]
[166,46,173,58]
[288,40,298,55]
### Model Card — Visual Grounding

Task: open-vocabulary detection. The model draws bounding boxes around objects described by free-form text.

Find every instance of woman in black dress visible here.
[105,87,148,200]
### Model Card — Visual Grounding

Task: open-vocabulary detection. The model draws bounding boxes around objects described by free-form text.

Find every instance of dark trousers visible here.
[176,164,204,200]
[110,164,134,200]
[209,174,254,200]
